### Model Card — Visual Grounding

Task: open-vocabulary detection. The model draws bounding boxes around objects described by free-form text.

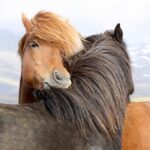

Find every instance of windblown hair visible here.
[18,11,84,58]
[35,24,134,140]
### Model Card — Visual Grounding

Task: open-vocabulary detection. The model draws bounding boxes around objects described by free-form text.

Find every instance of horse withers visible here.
[18,11,84,104]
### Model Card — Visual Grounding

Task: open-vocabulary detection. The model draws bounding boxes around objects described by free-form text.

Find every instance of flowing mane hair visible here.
[35,24,134,141]
[18,11,84,58]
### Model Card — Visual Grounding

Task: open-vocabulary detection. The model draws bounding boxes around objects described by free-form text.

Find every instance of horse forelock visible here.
[18,11,84,58]
[35,30,134,140]
[34,11,83,56]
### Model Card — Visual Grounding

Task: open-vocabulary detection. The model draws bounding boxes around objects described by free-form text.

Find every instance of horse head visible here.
[18,11,84,90]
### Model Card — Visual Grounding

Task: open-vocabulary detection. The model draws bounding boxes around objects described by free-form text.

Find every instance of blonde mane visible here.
[18,11,84,57]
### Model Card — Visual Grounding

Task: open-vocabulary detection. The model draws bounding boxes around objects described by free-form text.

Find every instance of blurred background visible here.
[0,0,150,103]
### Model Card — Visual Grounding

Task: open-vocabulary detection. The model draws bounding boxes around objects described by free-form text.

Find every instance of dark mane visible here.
[35,24,134,141]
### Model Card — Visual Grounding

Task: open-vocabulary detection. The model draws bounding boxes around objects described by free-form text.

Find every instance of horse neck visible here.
[19,76,35,104]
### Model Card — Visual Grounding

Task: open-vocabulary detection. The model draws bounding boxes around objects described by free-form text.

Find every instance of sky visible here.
[0,0,150,46]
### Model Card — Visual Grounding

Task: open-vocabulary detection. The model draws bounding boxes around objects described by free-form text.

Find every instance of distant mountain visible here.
[0,50,20,104]
[129,44,150,98]
[0,28,20,51]
[0,28,21,104]
[0,82,19,104]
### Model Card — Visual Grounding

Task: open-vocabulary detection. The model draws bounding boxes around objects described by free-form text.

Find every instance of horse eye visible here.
[30,41,39,48]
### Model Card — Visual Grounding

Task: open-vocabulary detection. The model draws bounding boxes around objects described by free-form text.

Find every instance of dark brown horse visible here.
[0,24,133,149]
[82,25,150,149]
[34,24,134,149]
[18,11,84,104]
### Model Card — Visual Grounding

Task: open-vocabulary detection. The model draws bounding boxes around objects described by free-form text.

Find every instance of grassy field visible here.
[131,97,150,102]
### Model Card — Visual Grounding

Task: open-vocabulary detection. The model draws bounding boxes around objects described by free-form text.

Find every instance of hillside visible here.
[129,45,150,98]
[0,29,20,104]
[0,29,20,51]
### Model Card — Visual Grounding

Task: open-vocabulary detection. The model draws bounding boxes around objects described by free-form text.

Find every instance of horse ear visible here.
[22,13,31,33]
[114,23,123,43]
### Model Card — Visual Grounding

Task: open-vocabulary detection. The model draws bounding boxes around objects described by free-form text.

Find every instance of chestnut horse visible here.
[18,11,84,104]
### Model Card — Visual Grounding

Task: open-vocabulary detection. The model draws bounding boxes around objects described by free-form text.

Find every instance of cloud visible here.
[142,47,150,54]
[143,74,150,78]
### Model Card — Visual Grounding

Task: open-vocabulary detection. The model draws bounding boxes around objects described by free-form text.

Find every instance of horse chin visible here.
[43,79,71,89]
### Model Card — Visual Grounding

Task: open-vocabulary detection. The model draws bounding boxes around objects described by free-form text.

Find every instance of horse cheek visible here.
[22,51,34,85]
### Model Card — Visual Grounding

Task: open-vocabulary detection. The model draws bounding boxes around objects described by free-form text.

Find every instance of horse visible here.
[18,11,84,104]
[122,101,150,150]
[34,23,134,149]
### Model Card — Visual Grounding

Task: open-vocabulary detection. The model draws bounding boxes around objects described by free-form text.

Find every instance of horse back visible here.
[122,101,150,150]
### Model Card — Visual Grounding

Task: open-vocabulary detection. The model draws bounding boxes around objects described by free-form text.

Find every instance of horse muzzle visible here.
[44,69,72,89]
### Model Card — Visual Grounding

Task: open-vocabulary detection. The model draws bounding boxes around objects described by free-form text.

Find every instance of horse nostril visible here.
[53,69,71,84]
[55,71,63,81]
[51,69,71,88]
[53,70,65,82]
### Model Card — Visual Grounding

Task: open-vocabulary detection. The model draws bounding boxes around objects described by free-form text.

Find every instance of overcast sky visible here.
[0,0,150,45]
